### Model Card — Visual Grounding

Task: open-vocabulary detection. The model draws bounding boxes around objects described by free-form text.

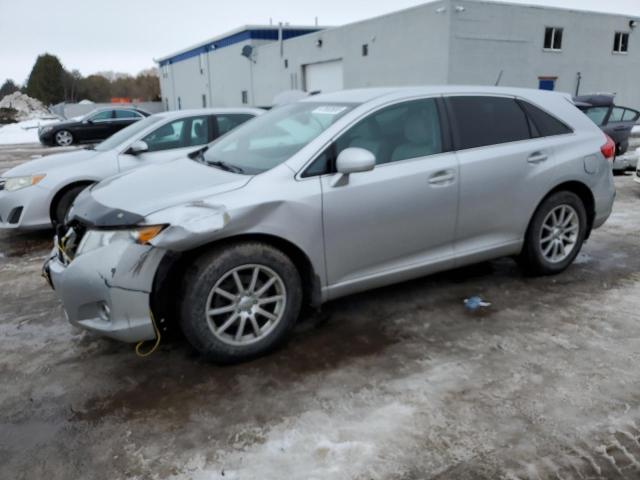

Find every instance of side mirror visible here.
[83,119,93,124]
[336,147,376,174]
[128,140,149,155]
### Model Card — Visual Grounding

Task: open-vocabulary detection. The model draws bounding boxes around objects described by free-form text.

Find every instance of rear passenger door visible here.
[318,98,459,287]
[446,95,567,256]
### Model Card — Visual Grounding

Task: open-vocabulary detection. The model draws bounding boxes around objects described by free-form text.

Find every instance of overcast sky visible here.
[1,0,639,84]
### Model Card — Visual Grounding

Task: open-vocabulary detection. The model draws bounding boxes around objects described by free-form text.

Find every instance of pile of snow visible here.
[0,118,60,145]
[78,99,94,105]
[0,92,51,121]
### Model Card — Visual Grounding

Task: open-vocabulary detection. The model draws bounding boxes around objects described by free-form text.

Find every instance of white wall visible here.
[448,0,640,108]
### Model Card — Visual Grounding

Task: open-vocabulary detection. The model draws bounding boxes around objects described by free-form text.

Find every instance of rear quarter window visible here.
[447,96,530,150]
[518,101,572,137]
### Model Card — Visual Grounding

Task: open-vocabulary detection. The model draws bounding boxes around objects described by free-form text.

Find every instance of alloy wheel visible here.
[55,131,73,146]
[539,204,580,264]
[205,264,287,346]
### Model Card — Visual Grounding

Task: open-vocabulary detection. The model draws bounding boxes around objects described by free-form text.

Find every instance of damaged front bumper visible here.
[43,237,167,343]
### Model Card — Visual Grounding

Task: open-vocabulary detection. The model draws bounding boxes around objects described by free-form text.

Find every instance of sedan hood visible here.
[3,149,100,177]
[88,157,251,218]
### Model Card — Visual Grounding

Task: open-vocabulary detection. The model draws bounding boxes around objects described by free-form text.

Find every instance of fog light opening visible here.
[99,302,111,322]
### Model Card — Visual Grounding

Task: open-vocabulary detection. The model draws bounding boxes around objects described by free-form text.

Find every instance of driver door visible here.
[317,98,459,289]
[117,116,212,172]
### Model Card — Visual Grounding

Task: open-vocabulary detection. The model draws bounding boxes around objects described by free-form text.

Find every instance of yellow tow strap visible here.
[135,310,162,357]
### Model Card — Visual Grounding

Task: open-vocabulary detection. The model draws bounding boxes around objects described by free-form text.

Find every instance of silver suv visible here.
[44,87,616,363]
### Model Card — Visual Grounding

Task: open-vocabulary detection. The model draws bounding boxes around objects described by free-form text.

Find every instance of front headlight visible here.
[4,174,46,192]
[39,126,54,135]
[75,225,166,257]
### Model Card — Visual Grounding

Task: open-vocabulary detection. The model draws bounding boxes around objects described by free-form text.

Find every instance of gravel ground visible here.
[1,145,640,480]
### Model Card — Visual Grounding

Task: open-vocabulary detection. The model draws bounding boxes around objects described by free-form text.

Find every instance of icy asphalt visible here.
[1,145,640,480]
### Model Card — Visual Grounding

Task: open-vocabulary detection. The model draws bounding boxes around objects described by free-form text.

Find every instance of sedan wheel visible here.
[205,264,287,347]
[54,130,73,147]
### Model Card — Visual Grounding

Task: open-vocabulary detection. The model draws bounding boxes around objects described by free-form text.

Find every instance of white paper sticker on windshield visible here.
[313,106,348,115]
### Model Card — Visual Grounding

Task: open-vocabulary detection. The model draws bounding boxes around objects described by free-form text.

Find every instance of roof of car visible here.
[153,107,265,120]
[303,86,572,105]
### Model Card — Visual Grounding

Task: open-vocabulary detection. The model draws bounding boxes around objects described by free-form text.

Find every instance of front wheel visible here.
[54,130,74,147]
[180,242,302,364]
[518,191,587,276]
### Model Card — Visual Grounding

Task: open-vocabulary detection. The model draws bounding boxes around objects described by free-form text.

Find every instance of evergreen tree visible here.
[0,79,20,98]
[25,54,66,105]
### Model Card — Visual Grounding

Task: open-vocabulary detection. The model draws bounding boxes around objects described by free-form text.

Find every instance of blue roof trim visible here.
[159,28,321,67]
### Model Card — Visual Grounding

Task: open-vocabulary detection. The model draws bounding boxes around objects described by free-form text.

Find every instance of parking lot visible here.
[1,144,640,480]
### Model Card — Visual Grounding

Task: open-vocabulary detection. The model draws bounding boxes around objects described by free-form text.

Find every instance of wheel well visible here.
[49,181,94,222]
[535,181,596,239]
[151,233,322,328]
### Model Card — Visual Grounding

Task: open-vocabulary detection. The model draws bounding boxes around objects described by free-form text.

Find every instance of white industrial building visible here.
[157,0,640,110]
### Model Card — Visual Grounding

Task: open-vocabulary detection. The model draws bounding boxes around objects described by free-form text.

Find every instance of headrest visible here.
[404,113,433,144]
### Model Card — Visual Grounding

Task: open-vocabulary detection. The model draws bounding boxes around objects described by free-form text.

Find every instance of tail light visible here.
[601,135,616,160]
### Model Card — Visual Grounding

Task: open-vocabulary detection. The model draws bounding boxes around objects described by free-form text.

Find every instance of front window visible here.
[544,27,563,51]
[94,116,163,151]
[202,102,355,174]
[89,110,113,122]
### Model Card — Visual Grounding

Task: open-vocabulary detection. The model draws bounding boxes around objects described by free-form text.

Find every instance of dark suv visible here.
[574,94,639,158]
[39,107,151,147]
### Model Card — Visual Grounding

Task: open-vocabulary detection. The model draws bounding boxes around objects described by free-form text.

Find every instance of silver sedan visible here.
[0,108,263,229]
[44,86,616,363]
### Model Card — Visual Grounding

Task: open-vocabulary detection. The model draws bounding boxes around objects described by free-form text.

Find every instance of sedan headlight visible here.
[39,126,54,135]
[75,225,166,257]
[4,174,46,192]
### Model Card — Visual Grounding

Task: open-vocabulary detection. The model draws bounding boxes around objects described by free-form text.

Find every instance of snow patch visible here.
[0,92,51,121]
[0,118,60,145]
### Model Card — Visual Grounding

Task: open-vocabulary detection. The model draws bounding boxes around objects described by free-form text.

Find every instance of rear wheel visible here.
[51,185,89,226]
[54,130,74,147]
[519,191,587,276]
[180,242,302,364]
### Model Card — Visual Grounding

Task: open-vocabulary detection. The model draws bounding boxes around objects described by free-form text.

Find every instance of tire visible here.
[518,191,587,276]
[180,242,303,364]
[52,185,90,226]
[54,130,74,147]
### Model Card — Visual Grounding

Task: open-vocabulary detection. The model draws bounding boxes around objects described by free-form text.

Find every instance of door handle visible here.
[527,152,548,164]
[428,170,456,185]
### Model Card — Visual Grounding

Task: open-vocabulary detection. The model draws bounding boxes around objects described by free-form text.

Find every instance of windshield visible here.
[95,116,163,151]
[202,102,355,174]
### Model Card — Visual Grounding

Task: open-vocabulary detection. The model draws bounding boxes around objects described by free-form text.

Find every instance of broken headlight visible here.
[75,225,166,257]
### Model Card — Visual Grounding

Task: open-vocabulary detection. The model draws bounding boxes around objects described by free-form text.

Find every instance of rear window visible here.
[518,101,572,137]
[448,96,530,150]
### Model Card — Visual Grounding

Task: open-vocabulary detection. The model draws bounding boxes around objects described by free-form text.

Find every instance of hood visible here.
[3,149,100,177]
[87,157,252,219]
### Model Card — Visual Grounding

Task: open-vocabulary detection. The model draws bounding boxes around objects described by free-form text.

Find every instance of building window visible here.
[284,59,289,69]
[544,27,563,51]
[202,94,207,108]
[362,44,369,56]
[241,90,248,105]
[614,32,629,53]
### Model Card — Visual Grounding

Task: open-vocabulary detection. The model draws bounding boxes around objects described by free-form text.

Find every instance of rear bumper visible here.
[0,186,52,230]
[43,240,167,343]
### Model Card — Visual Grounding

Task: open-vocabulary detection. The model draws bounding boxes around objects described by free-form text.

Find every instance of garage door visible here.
[304,60,344,94]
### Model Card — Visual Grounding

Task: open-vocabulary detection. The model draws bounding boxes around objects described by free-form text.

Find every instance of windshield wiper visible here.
[188,146,244,173]
[206,160,245,174]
